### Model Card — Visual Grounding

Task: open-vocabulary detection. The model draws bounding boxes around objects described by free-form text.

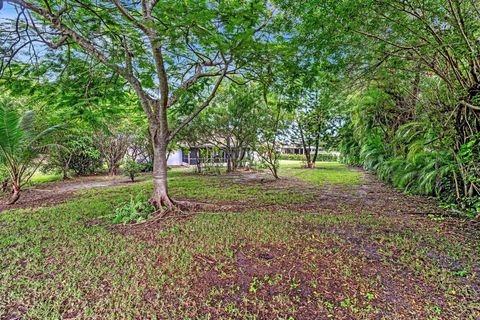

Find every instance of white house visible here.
[167,150,184,166]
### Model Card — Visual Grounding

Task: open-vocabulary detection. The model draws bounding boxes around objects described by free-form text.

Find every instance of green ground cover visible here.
[0,163,478,319]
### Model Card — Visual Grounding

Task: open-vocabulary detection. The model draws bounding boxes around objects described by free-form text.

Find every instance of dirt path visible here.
[0,175,138,212]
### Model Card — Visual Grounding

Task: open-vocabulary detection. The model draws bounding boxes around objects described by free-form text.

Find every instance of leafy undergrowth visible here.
[103,193,157,224]
[0,163,479,319]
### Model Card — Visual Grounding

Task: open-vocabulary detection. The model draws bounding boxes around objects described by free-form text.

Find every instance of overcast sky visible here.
[0,3,22,24]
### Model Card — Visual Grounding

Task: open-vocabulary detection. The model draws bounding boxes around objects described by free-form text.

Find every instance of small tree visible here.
[0,97,59,204]
[122,158,144,182]
[206,85,262,172]
[256,98,288,179]
[3,0,272,212]
[290,86,335,168]
[95,128,131,176]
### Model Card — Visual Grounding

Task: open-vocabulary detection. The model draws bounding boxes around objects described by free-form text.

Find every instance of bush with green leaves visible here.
[278,153,338,162]
[340,87,480,216]
[104,193,156,224]
[45,135,102,177]
[122,158,144,182]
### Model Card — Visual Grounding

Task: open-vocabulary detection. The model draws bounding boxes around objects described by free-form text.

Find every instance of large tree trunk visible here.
[150,128,175,211]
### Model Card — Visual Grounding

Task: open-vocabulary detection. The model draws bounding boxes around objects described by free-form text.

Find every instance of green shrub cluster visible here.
[122,158,144,182]
[340,89,480,217]
[277,153,338,162]
[104,193,156,224]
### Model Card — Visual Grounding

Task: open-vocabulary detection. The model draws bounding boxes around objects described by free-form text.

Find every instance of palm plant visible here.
[0,97,59,204]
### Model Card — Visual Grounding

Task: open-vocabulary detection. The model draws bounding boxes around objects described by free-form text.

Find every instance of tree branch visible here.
[167,62,229,142]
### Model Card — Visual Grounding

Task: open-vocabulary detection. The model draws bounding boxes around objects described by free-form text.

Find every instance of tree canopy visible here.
[1,0,479,214]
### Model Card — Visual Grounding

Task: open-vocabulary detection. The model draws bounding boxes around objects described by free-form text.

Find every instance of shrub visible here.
[277,153,338,162]
[104,193,156,224]
[122,158,144,182]
[66,136,103,176]
[44,134,103,177]
[0,97,60,204]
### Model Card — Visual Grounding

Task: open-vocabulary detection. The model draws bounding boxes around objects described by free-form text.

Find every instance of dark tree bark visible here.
[298,122,313,168]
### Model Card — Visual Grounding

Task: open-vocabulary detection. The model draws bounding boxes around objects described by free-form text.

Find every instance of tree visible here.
[296,90,341,167]
[122,157,143,182]
[275,0,479,212]
[0,96,58,204]
[2,0,272,212]
[255,99,288,179]
[95,128,131,176]
[206,85,262,172]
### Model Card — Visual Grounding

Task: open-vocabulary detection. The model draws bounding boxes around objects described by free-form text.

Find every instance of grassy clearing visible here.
[279,160,363,185]
[0,164,478,319]
[164,169,314,205]
[27,172,63,186]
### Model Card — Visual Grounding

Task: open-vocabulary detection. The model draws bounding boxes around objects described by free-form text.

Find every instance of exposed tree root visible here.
[130,198,235,227]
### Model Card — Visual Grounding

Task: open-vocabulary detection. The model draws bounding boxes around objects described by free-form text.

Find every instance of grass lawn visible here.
[279,160,363,185]
[27,172,63,186]
[0,162,478,319]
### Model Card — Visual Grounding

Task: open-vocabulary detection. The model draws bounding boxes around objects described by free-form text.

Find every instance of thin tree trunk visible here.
[226,137,233,173]
[312,126,321,166]
[196,148,202,173]
[108,160,120,176]
[270,158,279,179]
[298,122,312,167]
[62,165,69,180]
[62,156,71,180]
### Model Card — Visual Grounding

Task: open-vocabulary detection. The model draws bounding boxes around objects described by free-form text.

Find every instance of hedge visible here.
[277,153,339,162]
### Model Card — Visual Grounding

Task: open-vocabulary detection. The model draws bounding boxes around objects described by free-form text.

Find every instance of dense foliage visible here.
[1,0,479,214]
[276,0,480,214]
